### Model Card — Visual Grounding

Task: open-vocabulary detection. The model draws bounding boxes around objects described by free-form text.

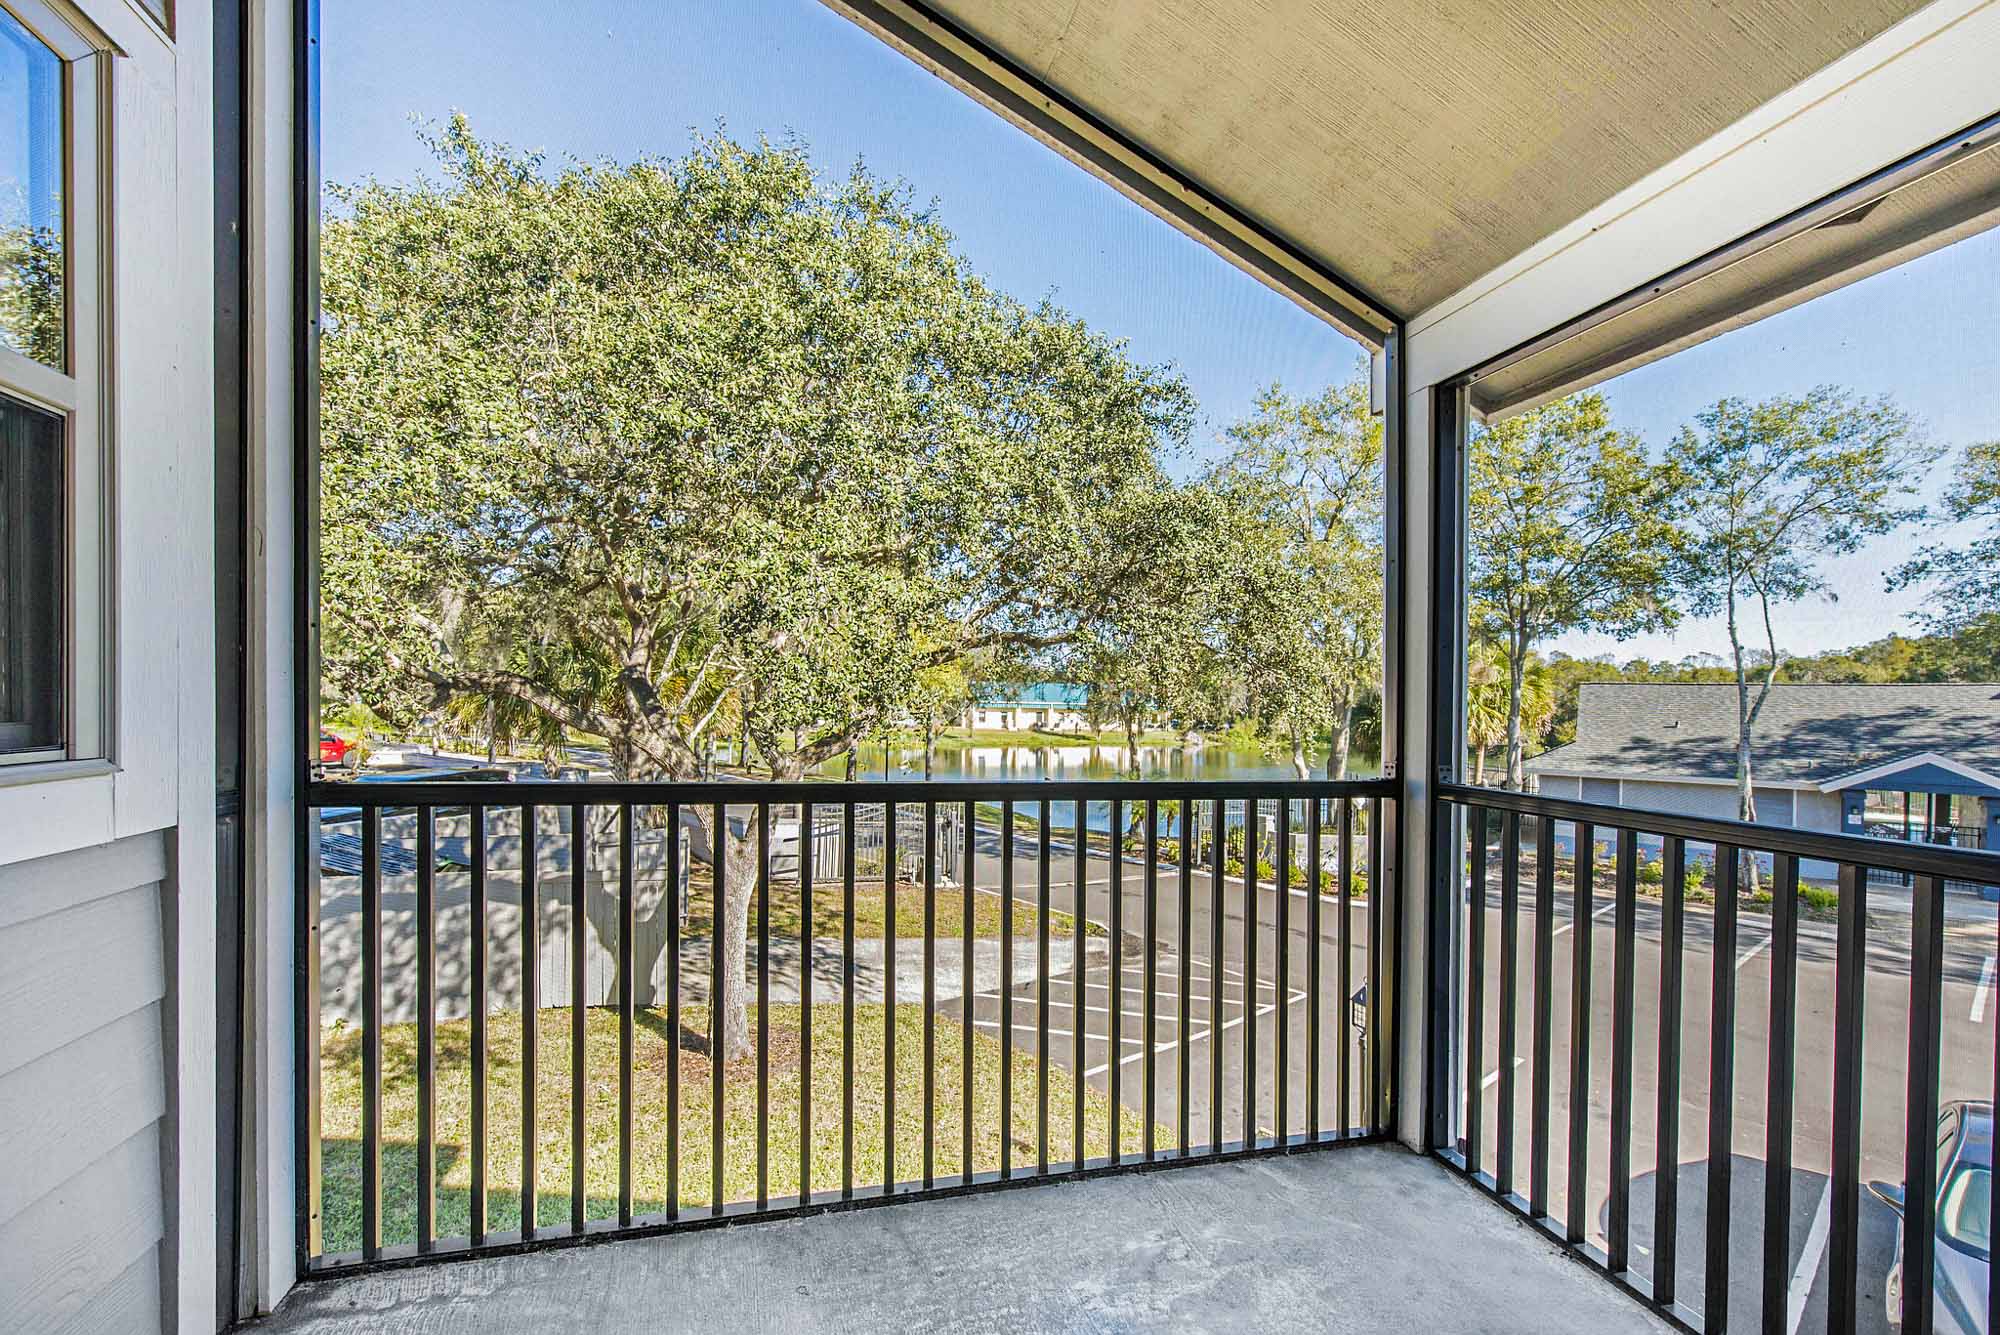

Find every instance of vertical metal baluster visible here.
[417,805,436,1251]
[1762,853,1798,1333]
[1001,799,1014,1180]
[925,800,938,1190]
[470,804,489,1244]
[799,801,814,1207]
[1530,813,1554,1218]
[1608,828,1637,1274]
[618,805,634,1229]
[1368,796,1385,1134]
[711,802,727,1216]
[1273,797,1289,1144]
[1038,802,1052,1175]
[1705,845,1739,1332]
[1073,800,1087,1170]
[842,801,855,1200]
[361,807,382,1259]
[1906,873,1946,1335]
[1143,796,1159,1160]
[757,802,771,1210]
[883,801,897,1197]
[666,804,680,1219]
[520,802,539,1239]
[1211,798,1225,1153]
[1110,796,1124,1160]
[1179,793,1194,1155]
[1463,805,1486,1176]
[1566,822,1595,1245]
[1335,798,1352,1139]
[570,802,587,1234]
[1654,834,1687,1306]
[1243,797,1258,1151]
[1496,809,1519,1199]
[1307,796,1322,1142]
[1828,861,1868,1335]
[963,800,976,1185]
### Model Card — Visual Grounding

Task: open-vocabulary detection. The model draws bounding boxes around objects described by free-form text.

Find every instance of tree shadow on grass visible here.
[318,1138,676,1257]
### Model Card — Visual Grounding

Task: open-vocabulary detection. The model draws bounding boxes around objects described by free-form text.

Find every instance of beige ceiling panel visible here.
[918,0,1930,317]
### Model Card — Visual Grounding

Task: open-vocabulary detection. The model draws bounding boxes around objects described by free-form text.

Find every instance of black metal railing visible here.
[299,776,1394,1273]
[1434,784,2000,1335]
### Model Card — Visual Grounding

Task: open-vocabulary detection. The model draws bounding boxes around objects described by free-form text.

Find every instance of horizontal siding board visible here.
[48,1249,159,1335]
[0,1124,163,1335]
[0,1004,166,1227]
[0,882,165,1078]
[0,833,166,934]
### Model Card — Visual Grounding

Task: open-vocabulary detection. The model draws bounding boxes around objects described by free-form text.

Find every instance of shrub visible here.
[1800,885,1839,912]
[1636,858,1665,886]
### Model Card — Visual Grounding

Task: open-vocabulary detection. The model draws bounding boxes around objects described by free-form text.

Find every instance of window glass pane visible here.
[1941,1166,1990,1257]
[0,390,62,754]
[0,5,64,369]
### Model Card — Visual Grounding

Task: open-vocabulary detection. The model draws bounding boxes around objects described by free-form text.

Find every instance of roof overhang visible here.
[1817,752,2000,795]
[822,0,1934,344]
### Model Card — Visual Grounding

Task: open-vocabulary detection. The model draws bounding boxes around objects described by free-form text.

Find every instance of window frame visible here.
[0,0,109,771]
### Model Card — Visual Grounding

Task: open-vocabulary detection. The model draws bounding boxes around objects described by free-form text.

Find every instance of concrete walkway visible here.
[256,1147,1668,1334]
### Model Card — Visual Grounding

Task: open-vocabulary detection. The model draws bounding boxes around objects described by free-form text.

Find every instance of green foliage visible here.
[319,120,1197,788]
[1206,373,1385,779]
[1468,393,1680,787]
[0,223,62,367]
[1662,388,1932,824]
[1894,439,2000,673]
[1636,858,1665,887]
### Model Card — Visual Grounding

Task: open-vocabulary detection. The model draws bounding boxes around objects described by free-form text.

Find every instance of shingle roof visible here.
[1525,683,2000,785]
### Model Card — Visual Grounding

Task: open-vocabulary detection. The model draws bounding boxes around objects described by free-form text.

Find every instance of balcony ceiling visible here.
[852,0,1930,322]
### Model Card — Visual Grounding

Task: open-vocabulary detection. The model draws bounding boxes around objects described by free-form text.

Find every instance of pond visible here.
[813,738,1381,785]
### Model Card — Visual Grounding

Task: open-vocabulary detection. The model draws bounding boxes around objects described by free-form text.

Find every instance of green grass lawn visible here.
[318,1002,1154,1255]
[682,876,1102,940]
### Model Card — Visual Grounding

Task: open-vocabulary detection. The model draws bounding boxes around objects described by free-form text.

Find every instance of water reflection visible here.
[816,739,1382,784]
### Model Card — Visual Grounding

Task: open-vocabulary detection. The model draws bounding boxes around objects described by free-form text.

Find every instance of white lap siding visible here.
[0,835,169,1335]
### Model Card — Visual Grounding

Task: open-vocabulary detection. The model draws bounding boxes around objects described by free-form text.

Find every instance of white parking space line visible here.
[1974,954,1996,1023]
[971,1018,1141,1045]
[1081,995,1295,1079]
[1790,1179,1833,1335]
[1736,933,1773,971]
[1553,900,1617,939]
[1479,1056,1525,1090]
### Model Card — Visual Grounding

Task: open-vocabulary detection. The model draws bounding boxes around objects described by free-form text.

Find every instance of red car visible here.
[318,732,352,766]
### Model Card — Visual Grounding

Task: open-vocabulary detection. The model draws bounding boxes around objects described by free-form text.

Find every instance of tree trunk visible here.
[923,713,936,780]
[1291,738,1310,781]
[845,745,857,781]
[711,806,759,1063]
[1327,689,1353,781]
[1725,575,1764,895]
[1472,745,1487,787]
[1123,711,1141,779]
[1505,628,1528,790]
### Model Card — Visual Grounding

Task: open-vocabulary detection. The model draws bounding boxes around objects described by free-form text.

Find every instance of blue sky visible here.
[323,0,2000,660]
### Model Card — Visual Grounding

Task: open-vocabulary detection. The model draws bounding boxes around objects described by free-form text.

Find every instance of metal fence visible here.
[1433,785,2000,1335]
[299,776,1395,1275]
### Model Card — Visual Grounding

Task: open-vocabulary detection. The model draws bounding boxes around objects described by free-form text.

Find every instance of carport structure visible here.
[19,1,2000,1333]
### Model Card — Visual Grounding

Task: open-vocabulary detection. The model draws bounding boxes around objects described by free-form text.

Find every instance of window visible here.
[1939,1165,1991,1259]
[0,4,62,367]
[0,392,60,754]
[0,0,106,766]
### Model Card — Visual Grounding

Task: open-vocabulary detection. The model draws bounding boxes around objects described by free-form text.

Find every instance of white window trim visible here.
[0,0,111,770]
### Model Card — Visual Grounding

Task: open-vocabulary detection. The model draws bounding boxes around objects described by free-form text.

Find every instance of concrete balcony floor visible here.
[256,1146,1667,1334]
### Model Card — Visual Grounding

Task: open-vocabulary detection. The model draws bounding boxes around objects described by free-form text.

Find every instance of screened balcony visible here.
[215,3,2000,1335]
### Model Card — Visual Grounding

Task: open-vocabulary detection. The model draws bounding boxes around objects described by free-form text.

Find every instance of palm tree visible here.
[1466,642,1555,787]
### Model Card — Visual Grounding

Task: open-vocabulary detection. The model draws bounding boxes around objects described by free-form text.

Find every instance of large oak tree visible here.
[320,121,1195,1057]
